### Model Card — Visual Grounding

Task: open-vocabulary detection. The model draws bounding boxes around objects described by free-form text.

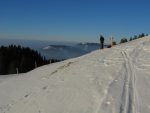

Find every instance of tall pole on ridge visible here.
[110,34,113,47]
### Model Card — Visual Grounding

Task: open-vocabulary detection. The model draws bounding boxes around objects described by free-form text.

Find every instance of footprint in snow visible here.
[42,86,48,90]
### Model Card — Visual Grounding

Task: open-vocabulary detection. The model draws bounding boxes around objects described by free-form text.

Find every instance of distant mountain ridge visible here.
[0,39,101,60]
[40,43,100,59]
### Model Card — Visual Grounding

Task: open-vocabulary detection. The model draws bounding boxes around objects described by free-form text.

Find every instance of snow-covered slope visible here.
[0,37,150,113]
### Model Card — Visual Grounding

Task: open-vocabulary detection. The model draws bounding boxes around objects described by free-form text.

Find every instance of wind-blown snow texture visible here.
[0,36,150,113]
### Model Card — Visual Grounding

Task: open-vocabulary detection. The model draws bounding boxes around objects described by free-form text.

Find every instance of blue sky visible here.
[0,0,150,42]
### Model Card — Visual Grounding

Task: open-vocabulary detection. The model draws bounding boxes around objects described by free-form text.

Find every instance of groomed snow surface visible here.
[0,37,150,113]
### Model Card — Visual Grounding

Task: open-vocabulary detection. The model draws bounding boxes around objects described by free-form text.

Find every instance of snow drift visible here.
[0,36,150,113]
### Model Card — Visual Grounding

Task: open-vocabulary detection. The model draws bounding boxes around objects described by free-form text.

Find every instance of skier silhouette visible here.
[100,34,104,49]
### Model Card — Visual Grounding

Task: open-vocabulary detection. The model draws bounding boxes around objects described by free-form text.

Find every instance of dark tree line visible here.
[129,33,148,41]
[120,33,148,44]
[0,45,61,75]
[120,38,128,43]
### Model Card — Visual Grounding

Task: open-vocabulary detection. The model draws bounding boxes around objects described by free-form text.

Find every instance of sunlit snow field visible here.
[0,36,150,113]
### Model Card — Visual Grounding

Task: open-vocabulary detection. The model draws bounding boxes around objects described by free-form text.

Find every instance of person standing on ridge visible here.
[100,34,104,49]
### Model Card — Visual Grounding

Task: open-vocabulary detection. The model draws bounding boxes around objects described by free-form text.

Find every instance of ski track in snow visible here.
[120,51,137,113]
[119,43,143,113]
[99,40,144,113]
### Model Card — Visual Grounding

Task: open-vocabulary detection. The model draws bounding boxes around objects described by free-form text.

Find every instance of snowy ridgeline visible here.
[0,36,150,113]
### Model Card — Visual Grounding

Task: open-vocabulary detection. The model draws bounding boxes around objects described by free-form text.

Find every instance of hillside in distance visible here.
[0,36,150,113]
[40,42,102,59]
